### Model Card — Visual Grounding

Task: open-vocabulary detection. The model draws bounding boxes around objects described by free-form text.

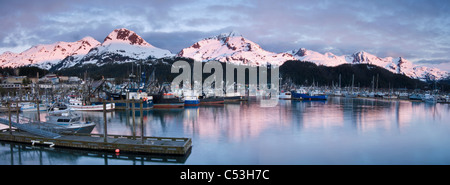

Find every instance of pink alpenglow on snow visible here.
[0,37,100,70]
[177,32,296,66]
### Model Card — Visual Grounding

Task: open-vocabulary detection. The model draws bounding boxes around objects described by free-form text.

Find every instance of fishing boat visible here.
[184,96,200,106]
[409,93,424,101]
[19,102,48,112]
[0,104,21,113]
[279,91,292,100]
[344,91,358,98]
[291,89,327,100]
[423,94,437,103]
[199,96,225,105]
[152,92,184,108]
[383,94,398,99]
[110,90,153,110]
[375,91,386,98]
[198,89,225,105]
[398,92,409,100]
[333,90,343,97]
[68,98,115,111]
[437,96,448,103]
[224,92,244,103]
[46,109,96,134]
[183,90,200,106]
[147,82,184,109]
[47,102,69,111]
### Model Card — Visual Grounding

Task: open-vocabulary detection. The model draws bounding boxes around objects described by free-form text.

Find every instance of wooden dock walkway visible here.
[0,99,192,156]
[0,129,192,155]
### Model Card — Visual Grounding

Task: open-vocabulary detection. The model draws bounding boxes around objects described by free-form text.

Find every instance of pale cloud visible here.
[0,0,449,72]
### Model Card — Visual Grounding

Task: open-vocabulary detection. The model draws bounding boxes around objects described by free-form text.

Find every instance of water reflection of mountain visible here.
[0,141,190,165]
[288,97,434,133]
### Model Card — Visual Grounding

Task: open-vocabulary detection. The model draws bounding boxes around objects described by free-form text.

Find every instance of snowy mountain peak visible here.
[102,28,152,47]
[61,28,173,68]
[287,48,448,80]
[292,48,308,57]
[178,33,295,66]
[0,37,100,69]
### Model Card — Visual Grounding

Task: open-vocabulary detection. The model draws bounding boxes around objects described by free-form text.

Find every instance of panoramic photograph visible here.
[0,0,449,181]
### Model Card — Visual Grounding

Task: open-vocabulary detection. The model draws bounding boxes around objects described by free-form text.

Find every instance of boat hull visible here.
[70,103,115,111]
[20,106,48,112]
[50,123,96,134]
[152,94,184,109]
[114,101,154,110]
[199,96,225,105]
[224,96,242,103]
[184,99,200,106]
[291,91,327,100]
[153,103,184,109]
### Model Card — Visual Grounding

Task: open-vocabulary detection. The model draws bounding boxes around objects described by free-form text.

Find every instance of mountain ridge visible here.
[0,29,448,81]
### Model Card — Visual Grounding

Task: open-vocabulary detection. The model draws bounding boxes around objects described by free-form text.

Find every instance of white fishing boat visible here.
[333,90,343,97]
[68,98,115,111]
[398,92,409,100]
[19,102,48,112]
[279,91,292,100]
[423,94,437,103]
[46,109,96,134]
[383,94,398,99]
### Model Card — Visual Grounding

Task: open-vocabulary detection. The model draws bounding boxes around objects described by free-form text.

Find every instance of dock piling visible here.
[8,102,11,135]
[103,101,107,142]
[36,99,40,123]
[140,100,144,144]
[132,97,136,140]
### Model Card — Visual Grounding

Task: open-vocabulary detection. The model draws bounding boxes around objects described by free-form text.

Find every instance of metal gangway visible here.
[0,116,61,139]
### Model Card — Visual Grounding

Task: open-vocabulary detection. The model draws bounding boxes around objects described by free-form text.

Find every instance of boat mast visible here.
[352,74,354,94]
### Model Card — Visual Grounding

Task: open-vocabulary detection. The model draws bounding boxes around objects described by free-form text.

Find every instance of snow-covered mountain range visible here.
[0,37,100,69]
[287,48,448,80]
[0,28,448,80]
[177,31,295,66]
[52,28,174,69]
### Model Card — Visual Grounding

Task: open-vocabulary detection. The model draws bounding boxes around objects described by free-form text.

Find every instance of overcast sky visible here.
[1,0,450,71]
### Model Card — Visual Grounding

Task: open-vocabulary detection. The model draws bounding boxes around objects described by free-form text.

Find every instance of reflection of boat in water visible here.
[69,98,115,111]
[291,89,327,100]
[46,109,96,134]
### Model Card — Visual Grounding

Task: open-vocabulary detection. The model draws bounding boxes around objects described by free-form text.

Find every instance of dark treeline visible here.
[0,66,49,78]
[280,60,430,90]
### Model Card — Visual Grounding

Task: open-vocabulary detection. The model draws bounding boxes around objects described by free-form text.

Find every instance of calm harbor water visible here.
[1,97,450,165]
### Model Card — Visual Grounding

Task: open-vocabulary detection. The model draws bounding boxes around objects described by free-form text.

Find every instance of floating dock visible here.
[0,129,192,155]
[0,100,192,156]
